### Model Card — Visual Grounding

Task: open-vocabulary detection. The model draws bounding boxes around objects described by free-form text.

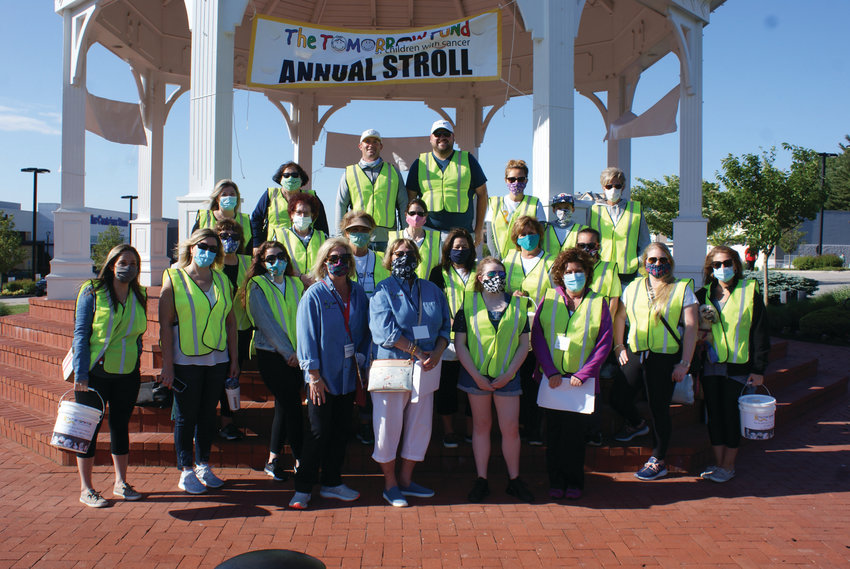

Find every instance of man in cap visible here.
[336,129,407,250]
[404,120,488,246]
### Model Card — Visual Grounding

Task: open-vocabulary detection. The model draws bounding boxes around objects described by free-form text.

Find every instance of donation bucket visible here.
[225,377,240,411]
[51,388,104,454]
[739,385,776,440]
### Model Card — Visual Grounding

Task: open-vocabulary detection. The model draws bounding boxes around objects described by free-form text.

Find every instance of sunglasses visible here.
[483,270,507,279]
[576,242,598,251]
[281,172,299,179]
[218,232,239,241]
[712,259,734,269]
[506,176,527,183]
[393,250,415,258]
[604,184,624,190]
[327,253,352,265]
[432,130,452,138]
[264,253,287,263]
[407,210,426,217]
[196,243,218,253]
[647,257,670,265]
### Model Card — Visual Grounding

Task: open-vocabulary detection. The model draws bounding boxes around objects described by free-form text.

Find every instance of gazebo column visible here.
[132,70,172,286]
[454,98,482,155]
[177,0,249,241]
[291,92,316,182]
[670,6,708,280]
[607,76,635,199]
[47,1,99,299]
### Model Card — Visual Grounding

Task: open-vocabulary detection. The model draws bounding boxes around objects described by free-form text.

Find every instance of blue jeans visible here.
[173,362,228,469]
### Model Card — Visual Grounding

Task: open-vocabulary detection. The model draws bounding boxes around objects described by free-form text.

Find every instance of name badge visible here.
[344,344,355,358]
[412,325,429,340]
[555,334,571,351]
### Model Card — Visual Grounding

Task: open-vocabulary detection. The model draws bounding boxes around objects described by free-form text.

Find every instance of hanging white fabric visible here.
[85,92,147,146]
[605,85,680,141]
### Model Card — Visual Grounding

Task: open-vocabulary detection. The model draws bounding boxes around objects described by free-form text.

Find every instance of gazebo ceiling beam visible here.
[452,0,467,18]
[311,0,328,23]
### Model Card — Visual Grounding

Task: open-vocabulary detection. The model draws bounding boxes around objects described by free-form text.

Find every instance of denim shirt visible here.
[296,275,371,395]
[370,276,451,360]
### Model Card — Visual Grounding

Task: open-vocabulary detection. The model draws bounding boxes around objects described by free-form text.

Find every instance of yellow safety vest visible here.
[464,292,528,377]
[542,223,587,258]
[537,289,606,375]
[274,227,327,276]
[442,267,477,317]
[417,151,471,214]
[196,210,252,249]
[503,250,555,307]
[623,277,692,354]
[246,274,303,349]
[590,260,622,299]
[351,250,390,296]
[165,268,233,356]
[489,195,540,258]
[78,281,147,374]
[706,279,758,364]
[590,201,642,274]
[266,188,319,240]
[387,229,441,279]
[225,255,252,331]
[345,163,401,229]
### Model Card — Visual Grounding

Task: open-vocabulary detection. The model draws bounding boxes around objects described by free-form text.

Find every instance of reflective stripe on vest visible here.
[623,277,692,354]
[590,201,642,274]
[197,210,253,247]
[590,260,621,299]
[266,188,318,240]
[708,279,757,364]
[246,274,303,348]
[274,228,327,276]
[166,268,232,356]
[489,195,539,258]
[387,229,441,279]
[538,289,605,375]
[465,292,528,377]
[504,250,554,306]
[443,267,477,316]
[418,151,471,214]
[79,281,147,374]
[542,223,585,258]
[352,250,389,296]
[345,163,400,228]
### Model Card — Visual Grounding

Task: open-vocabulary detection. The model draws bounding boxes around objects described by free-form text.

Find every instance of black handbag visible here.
[136,381,172,408]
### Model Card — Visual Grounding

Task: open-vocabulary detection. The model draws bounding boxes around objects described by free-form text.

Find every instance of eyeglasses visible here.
[196,243,218,253]
[281,172,299,179]
[407,210,426,217]
[506,176,527,183]
[483,270,507,279]
[604,184,624,190]
[393,250,414,259]
[218,232,239,241]
[327,253,352,264]
[264,253,287,263]
[432,130,452,139]
[647,257,670,265]
[712,259,734,269]
[576,243,598,251]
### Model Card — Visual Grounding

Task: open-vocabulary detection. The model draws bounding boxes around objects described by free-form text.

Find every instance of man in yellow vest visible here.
[405,120,489,247]
[588,167,650,284]
[336,129,408,250]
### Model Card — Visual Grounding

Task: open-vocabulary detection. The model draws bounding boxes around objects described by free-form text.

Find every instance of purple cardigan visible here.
[531,286,613,394]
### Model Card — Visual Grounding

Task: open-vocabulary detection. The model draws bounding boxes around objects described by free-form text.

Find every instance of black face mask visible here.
[391,256,418,280]
[115,265,138,283]
[449,248,472,265]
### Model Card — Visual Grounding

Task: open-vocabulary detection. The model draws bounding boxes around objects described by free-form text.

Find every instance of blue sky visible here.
[1,1,848,222]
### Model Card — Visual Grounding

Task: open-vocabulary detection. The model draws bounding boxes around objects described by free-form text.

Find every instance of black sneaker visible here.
[585,431,603,447]
[356,423,374,445]
[613,419,649,442]
[442,433,461,449]
[506,477,535,503]
[467,477,490,503]
[219,423,244,441]
[264,458,288,482]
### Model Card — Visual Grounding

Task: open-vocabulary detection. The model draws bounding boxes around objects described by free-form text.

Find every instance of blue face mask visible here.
[348,232,370,249]
[194,248,216,268]
[265,259,287,277]
[222,238,239,254]
[219,196,238,211]
[713,266,736,283]
[517,234,540,251]
[563,272,586,293]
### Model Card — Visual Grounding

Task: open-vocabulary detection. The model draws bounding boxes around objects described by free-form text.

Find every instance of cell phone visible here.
[172,377,187,393]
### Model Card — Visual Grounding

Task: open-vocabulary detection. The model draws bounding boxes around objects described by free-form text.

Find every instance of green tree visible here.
[91,226,125,272]
[717,144,821,304]
[630,175,735,243]
[825,134,850,210]
[0,213,27,284]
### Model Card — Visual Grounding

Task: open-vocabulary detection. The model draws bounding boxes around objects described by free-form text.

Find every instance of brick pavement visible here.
[1,390,849,568]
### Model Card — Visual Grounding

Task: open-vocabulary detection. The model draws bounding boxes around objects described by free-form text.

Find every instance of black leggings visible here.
[545,409,587,489]
[436,360,461,416]
[75,367,140,459]
[256,349,304,460]
[701,374,743,449]
[294,391,354,494]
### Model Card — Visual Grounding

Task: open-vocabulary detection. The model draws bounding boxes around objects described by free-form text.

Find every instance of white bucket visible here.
[50,389,104,454]
[739,386,776,440]
[225,385,241,411]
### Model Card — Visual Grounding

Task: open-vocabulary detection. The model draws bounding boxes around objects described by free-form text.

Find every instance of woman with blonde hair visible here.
[159,228,239,494]
[193,179,253,252]
[612,242,698,480]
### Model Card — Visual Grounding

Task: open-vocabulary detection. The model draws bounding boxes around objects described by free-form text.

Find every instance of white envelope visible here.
[412,360,443,403]
[537,376,596,414]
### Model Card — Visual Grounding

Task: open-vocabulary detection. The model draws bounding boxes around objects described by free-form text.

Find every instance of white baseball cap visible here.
[430,120,454,135]
[359,129,382,142]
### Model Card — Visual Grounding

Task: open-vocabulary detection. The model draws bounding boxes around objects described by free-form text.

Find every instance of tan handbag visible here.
[368,359,414,392]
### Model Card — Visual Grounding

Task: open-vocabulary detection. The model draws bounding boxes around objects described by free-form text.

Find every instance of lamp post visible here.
[121,195,138,244]
[21,167,50,279]
[816,152,837,255]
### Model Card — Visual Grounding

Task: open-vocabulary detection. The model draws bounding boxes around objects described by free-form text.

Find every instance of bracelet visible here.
[678,361,690,367]
[614,344,625,352]
[409,344,417,356]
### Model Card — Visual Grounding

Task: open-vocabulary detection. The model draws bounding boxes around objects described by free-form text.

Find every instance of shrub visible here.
[1,279,36,295]
[798,306,850,340]
[792,254,844,270]
[743,270,818,305]
[0,304,9,317]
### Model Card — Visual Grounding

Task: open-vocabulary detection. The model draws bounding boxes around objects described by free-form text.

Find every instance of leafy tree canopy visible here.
[0,213,27,282]
[91,226,125,272]
[826,134,850,211]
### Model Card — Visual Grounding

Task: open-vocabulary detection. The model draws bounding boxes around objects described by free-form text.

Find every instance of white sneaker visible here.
[178,470,207,494]
[289,491,311,510]
[195,464,224,488]
[705,467,735,483]
[319,483,360,502]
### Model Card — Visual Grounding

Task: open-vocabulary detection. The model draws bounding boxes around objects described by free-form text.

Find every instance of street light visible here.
[121,195,138,244]
[816,152,837,255]
[21,167,50,279]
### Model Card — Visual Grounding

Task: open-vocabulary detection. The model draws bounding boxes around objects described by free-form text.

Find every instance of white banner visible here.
[248,11,501,89]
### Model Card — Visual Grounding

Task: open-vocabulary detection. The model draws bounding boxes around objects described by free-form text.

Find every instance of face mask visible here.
[265,259,287,277]
[645,262,671,278]
[481,275,506,293]
[219,196,237,211]
[604,188,622,202]
[114,265,137,283]
[391,255,418,280]
[327,260,349,277]
[517,234,540,251]
[554,209,573,226]
[449,248,472,265]
[348,232,370,249]
[292,214,312,232]
[563,272,586,293]
[361,159,381,168]
[222,238,239,254]
[713,266,736,283]
[406,214,426,229]
[507,180,527,195]
[282,176,302,191]
[194,249,216,268]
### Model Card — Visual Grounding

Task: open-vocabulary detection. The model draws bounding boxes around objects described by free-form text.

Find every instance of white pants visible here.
[371,390,434,463]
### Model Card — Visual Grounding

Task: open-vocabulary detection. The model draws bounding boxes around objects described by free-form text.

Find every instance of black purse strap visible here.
[658,314,683,351]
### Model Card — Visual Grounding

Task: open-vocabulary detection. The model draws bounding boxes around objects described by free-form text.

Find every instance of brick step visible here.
[0,392,75,467]
[0,314,74,348]
[0,337,67,377]
[769,339,788,361]
[763,354,819,393]
[775,372,849,422]
[28,298,76,324]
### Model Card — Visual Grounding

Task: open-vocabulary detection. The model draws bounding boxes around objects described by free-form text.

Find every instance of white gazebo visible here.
[48,0,724,298]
